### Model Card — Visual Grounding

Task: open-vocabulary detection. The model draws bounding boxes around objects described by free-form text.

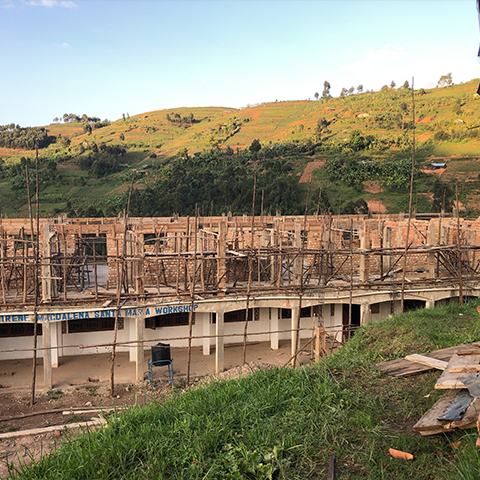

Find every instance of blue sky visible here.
[1,0,479,126]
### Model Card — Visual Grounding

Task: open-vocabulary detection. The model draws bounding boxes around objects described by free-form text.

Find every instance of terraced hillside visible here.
[1,79,480,218]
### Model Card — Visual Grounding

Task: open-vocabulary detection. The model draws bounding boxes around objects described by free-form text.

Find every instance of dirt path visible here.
[299,160,324,184]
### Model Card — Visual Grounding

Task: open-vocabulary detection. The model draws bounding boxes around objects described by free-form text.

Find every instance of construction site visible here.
[0,212,478,395]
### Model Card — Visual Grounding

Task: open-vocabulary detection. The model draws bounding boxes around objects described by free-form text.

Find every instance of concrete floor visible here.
[0,339,315,391]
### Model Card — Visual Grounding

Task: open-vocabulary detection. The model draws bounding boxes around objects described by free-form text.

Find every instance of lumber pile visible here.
[377,343,480,436]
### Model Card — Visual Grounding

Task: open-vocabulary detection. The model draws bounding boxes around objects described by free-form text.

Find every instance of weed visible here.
[46,390,63,400]
[85,386,98,397]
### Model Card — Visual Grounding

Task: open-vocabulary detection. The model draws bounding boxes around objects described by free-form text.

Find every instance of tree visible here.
[437,73,453,88]
[432,179,453,213]
[402,80,410,89]
[83,123,92,135]
[340,87,347,97]
[381,85,389,92]
[390,80,396,89]
[418,88,426,95]
[314,92,319,100]
[348,86,354,95]
[357,84,363,93]
[119,133,125,141]
[249,139,261,153]
[322,81,331,99]
[122,113,126,122]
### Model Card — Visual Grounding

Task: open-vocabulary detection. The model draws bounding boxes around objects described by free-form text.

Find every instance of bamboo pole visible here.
[29,147,40,406]
[457,185,463,305]
[400,77,416,312]
[243,177,256,364]
[186,205,198,386]
[110,171,135,397]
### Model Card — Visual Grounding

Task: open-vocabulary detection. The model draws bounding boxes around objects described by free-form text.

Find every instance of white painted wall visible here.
[0,335,44,360]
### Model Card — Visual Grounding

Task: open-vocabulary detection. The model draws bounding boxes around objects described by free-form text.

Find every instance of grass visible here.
[7,300,480,479]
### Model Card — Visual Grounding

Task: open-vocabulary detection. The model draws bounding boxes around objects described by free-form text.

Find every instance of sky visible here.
[1,0,479,127]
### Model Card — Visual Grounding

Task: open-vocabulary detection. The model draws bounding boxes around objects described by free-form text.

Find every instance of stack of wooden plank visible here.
[376,342,480,436]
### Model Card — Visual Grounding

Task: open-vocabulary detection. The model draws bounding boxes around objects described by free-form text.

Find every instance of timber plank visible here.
[405,354,448,370]
[413,390,480,436]
[376,342,480,377]
[435,353,480,389]
[449,365,480,373]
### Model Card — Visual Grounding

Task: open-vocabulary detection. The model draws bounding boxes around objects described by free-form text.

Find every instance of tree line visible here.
[0,124,56,150]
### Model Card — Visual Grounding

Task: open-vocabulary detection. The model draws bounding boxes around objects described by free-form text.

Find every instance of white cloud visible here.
[22,0,77,7]
[60,42,69,48]
[2,0,15,8]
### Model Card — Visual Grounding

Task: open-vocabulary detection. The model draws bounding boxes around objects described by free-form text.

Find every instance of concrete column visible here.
[293,223,302,285]
[383,226,391,270]
[203,313,211,356]
[215,310,224,373]
[51,321,58,368]
[360,304,371,325]
[56,321,63,359]
[217,222,226,292]
[426,299,435,309]
[135,316,145,383]
[129,317,136,362]
[270,307,279,350]
[41,222,52,303]
[291,305,300,365]
[43,322,52,391]
[135,233,144,294]
[360,222,370,282]
[428,223,436,279]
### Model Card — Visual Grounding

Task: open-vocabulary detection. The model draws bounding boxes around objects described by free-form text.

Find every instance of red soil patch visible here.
[421,168,446,176]
[363,181,383,194]
[366,199,388,213]
[299,160,325,183]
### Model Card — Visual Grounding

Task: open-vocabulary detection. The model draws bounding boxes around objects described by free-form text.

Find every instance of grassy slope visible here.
[1,79,480,217]
[8,300,480,479]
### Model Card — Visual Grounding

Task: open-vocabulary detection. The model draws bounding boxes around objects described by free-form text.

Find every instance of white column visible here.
[135,316,144,383]
[56,322,63,359]
[203,313,211,355]
[426,299,435,309]
[291,307,299,360]
[129,316,136,362]
[51,321,58,368]
[43,323,52,390]
[215,311,224,373]
[270,308,279,350]
[360,304,371,325]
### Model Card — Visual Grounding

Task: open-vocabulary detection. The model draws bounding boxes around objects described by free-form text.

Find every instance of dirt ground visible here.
[0,340,315,478]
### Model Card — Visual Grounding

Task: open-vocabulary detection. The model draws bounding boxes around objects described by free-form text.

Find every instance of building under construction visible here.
[0,213,478,390]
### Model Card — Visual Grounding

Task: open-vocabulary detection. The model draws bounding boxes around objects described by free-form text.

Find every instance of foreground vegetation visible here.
[7,300,480,479]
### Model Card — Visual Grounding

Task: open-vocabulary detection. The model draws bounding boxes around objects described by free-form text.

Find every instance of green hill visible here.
[1,79,480,218]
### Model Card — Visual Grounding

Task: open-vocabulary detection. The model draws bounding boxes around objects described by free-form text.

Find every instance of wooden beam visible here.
[405,354,448,370]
